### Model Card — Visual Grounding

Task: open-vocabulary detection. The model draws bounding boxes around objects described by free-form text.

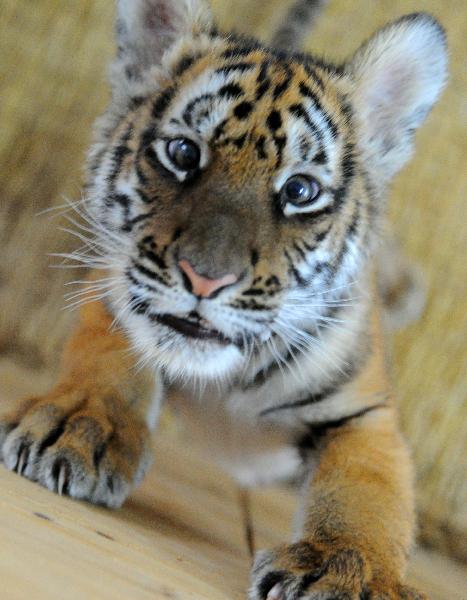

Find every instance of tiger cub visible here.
[0,1,447,598]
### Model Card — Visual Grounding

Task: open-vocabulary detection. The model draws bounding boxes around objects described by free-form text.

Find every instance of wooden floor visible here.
[0,364,466,599]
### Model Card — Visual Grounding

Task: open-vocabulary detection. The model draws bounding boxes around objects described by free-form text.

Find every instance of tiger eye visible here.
[167,138,201,172]
[281,175,321,207]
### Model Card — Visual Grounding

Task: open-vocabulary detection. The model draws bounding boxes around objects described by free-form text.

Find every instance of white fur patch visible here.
[348,14,448,182]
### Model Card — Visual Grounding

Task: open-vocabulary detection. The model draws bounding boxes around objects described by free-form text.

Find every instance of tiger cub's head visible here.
[85,0,447,381]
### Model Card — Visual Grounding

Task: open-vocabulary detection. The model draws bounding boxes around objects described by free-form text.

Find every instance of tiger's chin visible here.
[162,342,245,384]
[124,312,246,384]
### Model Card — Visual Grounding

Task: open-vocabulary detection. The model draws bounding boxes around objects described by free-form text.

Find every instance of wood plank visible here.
[0,433,250,599]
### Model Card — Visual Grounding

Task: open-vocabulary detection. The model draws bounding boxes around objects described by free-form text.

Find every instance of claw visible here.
[266,584,283,600]
[53,459,70,496]
[58,465,66,496]
[17,445,29,475]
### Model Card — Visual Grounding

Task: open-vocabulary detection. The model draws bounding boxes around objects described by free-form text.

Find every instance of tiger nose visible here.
[178,259,238,298]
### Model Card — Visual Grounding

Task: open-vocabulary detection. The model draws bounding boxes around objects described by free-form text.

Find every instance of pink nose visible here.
[178,259,238,298]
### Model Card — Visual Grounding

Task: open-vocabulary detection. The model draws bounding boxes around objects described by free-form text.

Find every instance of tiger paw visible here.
[0,384,152,508]
[249,542,427,600]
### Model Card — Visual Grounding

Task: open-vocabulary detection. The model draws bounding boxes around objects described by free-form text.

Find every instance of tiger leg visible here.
[250,406,426,599]
[0,293,160,508]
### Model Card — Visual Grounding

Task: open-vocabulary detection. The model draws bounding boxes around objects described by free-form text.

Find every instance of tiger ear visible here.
[112,0,212,84]
[347,13,448,183]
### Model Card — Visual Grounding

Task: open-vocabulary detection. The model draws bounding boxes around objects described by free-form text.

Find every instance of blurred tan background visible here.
[0,0,465,566]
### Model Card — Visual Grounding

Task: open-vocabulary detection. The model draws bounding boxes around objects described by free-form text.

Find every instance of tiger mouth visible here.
[154,313,232,345]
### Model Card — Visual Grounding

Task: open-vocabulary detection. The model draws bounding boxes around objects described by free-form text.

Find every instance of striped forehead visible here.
[160,66,246,137]
[158,53,342,172]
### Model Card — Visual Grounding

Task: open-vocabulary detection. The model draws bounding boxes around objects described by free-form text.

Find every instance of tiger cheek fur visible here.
[1,1,447,598]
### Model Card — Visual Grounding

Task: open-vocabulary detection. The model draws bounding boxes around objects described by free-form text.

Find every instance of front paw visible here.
[0,385,152,508]
[250,542,427,600]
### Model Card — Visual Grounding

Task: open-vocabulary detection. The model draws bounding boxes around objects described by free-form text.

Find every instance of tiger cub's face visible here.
[85,1,446,381]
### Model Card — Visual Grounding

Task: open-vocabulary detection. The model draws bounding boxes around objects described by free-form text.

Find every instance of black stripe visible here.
[260,388,330,417]
[140,125,157,150]
[152,86,176,120]
[341,144,356,179]
[139,245,166,269]
[284,249,307,286]
[310,403,387,433]
[332,142,356,209]
[183,93,214,126]
[256,61,271,100]
[299,81,339,139]
[255,135,267,160]
[272,134,287,168]
[216,62,256,76]
[136,188,155,204]
[212,118,228,142]
[126,269,159,295]
[265,275,280,287]
[256,80,271,100]
[289,204,336,224]
[129,295,150,315]
[289,103,323,142]
[135,160,149,186]
[242,288,266,297]
[218,83,244,99]
[233,101,253,120]
[297,403,388,458]
[113,144,131,163]
[174,54,199,77]
[143,146,160,169]
[251,248,259,266]
[107,124,133,184]
[315,228,330,242]
[105,192,131,225]
[222,46,257,59]
[299,135,311,161]
[243,349,292,390]
[88,147,107,174]
[313,149,327,164]
[230,299,270,311]
[346,204,360,237]
[132,261,168,286]
[304,63,326,93]
[339,96,354,124]
[172,227,183,242]
[259,362,359,417]
[220,132,248,150]
[266,110,282,132]
[108,192,129,207]
[313,261,332,277]
[233,133,247,149]
[331,238,348,274]
[273,79,290,100]
[122,208,158,233]
[302,240,316,253]
[293,241,307,261]
[129,96,145,110]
